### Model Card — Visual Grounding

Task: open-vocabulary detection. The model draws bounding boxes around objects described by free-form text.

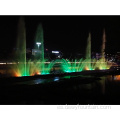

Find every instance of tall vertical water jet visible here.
[101,29,106,61]
[85,33,92,70]
[14,17,28,76]
[94,29,111,70]
[34,23,45,74]
[86,33,91,59]
[99,29,109,69]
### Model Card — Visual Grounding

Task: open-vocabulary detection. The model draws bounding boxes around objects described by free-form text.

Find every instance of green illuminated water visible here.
[12,17,30,76]
[11,19,111,77]
[34,24,45,74]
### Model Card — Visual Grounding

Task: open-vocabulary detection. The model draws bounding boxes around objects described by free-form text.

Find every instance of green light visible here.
[12,19,111,77]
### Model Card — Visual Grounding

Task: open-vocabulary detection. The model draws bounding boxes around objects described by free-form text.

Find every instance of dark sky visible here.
[0,16,120,54]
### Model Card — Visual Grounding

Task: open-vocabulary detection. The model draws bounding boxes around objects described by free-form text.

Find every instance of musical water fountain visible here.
[1,17,114,80]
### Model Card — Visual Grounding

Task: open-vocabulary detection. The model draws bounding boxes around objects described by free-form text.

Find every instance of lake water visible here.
[0,74,120,105]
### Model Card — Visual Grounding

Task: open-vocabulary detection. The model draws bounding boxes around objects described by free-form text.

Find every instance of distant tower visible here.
[101,29,106,60]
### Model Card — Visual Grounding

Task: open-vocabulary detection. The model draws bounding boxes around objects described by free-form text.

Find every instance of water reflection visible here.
[34,79,44,84]
[104,74,120,81]
[113,75,120,80]
[54,77,60,81]
[99,77,106,94]
[13,77,61,85]
[98,74,120,99]
[12,74,120,93]
[5,74,120,104]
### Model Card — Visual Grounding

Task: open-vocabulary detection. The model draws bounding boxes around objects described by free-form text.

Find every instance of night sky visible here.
[0,16,120,55]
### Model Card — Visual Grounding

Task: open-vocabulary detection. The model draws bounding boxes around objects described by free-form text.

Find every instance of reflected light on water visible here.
[54,77,60,81]
[34,79,44,84]
[114,75,120,80]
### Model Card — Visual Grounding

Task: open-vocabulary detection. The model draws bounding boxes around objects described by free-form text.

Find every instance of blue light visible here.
[34,79,43,84]
[54,77,59,81]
